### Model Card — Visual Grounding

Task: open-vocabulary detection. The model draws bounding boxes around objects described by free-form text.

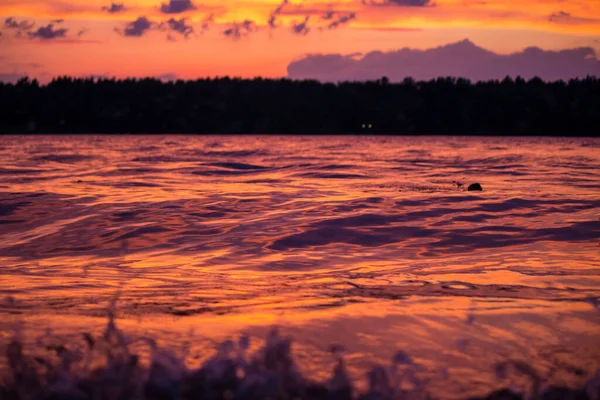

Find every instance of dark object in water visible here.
[467,183,483,191]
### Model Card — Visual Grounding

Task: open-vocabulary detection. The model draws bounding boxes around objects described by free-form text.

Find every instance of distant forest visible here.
[1,76,599,135]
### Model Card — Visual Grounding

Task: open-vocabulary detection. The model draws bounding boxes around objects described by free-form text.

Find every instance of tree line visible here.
[0,76,598,135]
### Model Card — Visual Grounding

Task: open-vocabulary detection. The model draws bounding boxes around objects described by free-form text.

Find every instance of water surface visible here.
[0,135,599,398]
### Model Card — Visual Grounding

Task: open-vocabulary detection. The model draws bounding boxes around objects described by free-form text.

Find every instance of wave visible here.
[34,154,99,163]
[0,305,598,400]
[206,162,270,170]
[294,172,368,179]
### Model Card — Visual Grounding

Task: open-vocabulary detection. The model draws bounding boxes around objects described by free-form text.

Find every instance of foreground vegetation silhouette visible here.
[2,305,599,400]
[1,76,599,135]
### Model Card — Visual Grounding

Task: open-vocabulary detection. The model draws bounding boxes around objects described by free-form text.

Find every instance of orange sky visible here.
[1,0,599,82]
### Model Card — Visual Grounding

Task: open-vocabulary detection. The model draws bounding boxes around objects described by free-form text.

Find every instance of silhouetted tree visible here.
[0,75,598,134]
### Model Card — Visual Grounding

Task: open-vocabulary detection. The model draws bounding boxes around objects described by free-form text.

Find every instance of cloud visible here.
[102,2,127,13]
[118,15,202,41]
[27,24,68,40]
[162,17,194,38]
[548,11,600,25]
[268,0,289,28]
[160,0,196,14]
[119,16,153,37]
[291,16,310,35]
[200,13,213,33]
[287,39,600,82]
[4,17,83,41]
[268,1,354,32]
[362,0,434,6]
[322,11,335,21]
[4,17,35,31]
[0,73,27,84]
[325,12,356,29]
[223,20,255,40]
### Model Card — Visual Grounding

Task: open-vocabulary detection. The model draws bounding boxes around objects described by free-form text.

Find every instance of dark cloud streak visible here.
[268,0,289,28]
[361,0,433,6]
[291,16,310,35]
[268,1,355,32]
[325,12,356,29]
[548,11,600,24]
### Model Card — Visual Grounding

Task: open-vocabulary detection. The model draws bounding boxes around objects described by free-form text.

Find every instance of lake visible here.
[0,135,599,398]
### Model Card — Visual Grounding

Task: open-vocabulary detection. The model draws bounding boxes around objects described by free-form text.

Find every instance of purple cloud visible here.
[163,17,194,38]
[291,16,310,35]
[322,11,335,20]
[4,17,82,41]
[160,0,196,14]
[4,17,35,31]
[223,20,255,40]
[120,17,153,37]
[102,3,128,13]
[119,15,200,40]
[287,39,600,82]
[27,24,68,40]
[326,12,356,29]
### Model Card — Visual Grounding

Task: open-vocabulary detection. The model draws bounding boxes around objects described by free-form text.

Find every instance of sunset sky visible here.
[1,0,600,82]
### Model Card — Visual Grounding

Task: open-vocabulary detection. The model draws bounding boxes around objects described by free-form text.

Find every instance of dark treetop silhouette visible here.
[1,75,599,135]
